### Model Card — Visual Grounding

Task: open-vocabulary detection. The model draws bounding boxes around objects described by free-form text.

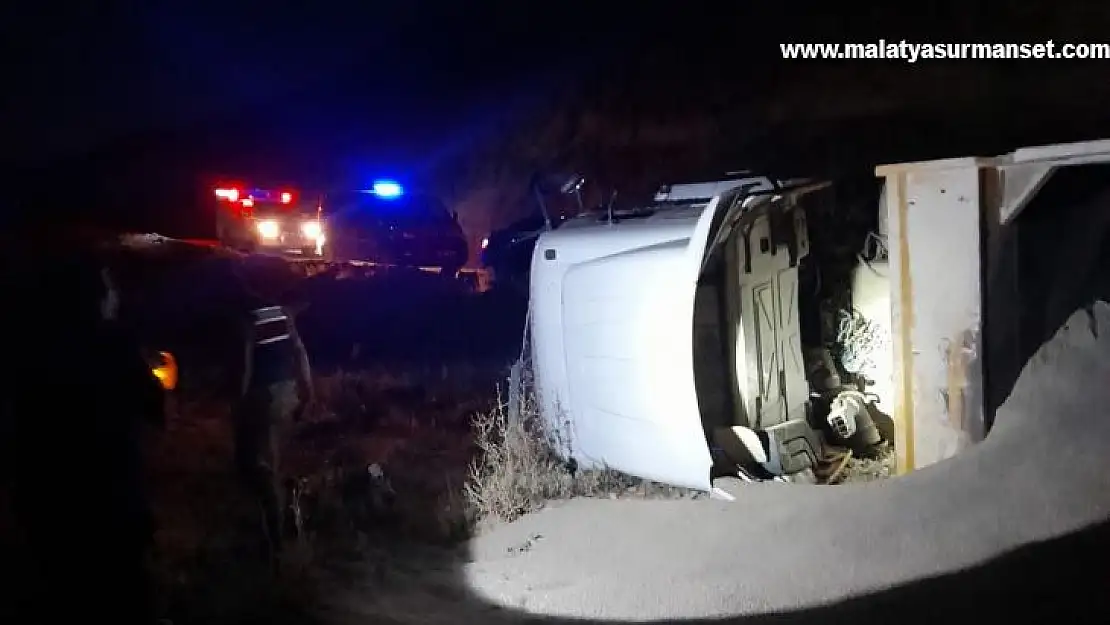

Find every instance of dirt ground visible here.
[146,364,501,624]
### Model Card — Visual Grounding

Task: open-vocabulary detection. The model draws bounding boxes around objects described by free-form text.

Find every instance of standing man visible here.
[228,263,315,571]
[7,250,166,624]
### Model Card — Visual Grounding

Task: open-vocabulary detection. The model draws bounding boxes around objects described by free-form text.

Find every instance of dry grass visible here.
[463,389,585,526]
[840,442,897,483]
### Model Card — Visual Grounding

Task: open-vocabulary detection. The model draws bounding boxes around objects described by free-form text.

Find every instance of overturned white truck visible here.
[529,139,1110,494]
[529,174,886,493]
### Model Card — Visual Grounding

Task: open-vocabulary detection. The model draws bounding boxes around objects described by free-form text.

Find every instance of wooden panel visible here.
[884,165,985,473]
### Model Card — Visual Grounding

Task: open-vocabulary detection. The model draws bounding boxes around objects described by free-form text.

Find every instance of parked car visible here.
[480,212,570,294]
[479,172,589,293]
[324,182,468,276]
[213,183,326,258]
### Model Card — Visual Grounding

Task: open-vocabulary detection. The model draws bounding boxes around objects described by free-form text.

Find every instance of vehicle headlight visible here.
[301,221,323,240]
[256,220,280,239]
[480,237,489,250]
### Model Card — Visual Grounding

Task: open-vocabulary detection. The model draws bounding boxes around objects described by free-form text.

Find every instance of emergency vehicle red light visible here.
[215,188,240,202]
[281,192,293,204]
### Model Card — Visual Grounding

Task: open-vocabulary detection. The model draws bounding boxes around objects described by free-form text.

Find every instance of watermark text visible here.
[781,40,1110,62]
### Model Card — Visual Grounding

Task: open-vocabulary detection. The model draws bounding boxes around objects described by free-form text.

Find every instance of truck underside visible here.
[692,179,893,485]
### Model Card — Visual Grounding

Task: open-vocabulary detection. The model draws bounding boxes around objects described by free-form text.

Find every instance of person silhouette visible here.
[226,260,315,571]
[7,250,165,624]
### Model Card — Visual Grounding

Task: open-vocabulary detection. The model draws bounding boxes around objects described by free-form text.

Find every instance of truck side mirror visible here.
[560,174,586,195]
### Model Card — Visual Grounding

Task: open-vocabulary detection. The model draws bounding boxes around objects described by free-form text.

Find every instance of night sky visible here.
[4,2,1110,233]
[4,2,634,167]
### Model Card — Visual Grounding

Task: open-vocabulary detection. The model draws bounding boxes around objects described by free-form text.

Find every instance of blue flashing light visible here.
[371,180,404,199]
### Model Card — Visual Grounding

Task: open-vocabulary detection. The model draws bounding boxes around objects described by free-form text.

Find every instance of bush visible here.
[464,389,576,525]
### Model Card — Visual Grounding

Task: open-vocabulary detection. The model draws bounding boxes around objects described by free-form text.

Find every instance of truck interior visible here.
[691,176,894,483]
